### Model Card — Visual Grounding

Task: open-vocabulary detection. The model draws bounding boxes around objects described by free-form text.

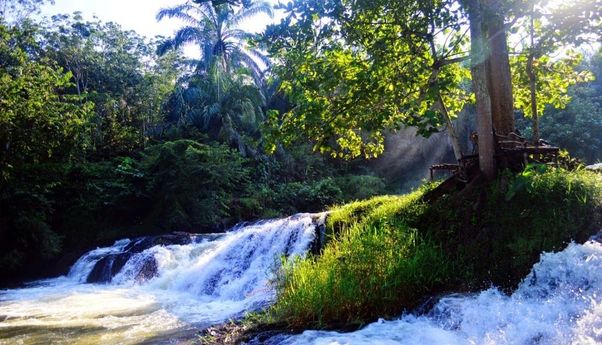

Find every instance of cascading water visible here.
[3,217,602,345]
[0,214,321,344]
[279,238,602,345]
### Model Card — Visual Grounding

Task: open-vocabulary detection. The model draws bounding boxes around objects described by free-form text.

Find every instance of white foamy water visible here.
[282,239,602,345]
[0,214,319,345]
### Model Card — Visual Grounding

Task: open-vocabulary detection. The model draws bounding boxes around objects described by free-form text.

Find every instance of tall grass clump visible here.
[270,166,602,330]
[271,188,455,328]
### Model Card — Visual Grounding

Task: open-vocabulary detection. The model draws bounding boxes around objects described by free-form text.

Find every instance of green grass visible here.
[270,187,454,328]
[269,166,602,330]
[428,165,602,288]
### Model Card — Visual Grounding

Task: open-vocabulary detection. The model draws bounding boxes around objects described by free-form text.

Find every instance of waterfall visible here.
[0,214,321,344]
[280,238,602,345]
[2,215,601,345]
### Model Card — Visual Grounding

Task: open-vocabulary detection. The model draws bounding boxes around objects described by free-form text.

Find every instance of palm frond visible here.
[157,39,176,56]
[229,1,273,27]
[230,47,264,85]
[172,26,206,49]
[246,48,272,68]
[156,4,199,25]
[202,2,221,30]
[223,29,253,41]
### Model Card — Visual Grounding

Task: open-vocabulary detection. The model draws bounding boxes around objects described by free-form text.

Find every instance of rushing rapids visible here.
[280,238,602,345]
[1,218,602,345]
[0,214,321,344]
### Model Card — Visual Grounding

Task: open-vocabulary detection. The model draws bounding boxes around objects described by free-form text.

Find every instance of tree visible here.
[263,0,600,178]
[41,15,181,156]
[0,23,92,182]
[509,0,599,143]
[0,22,92,272]
[262,0,473,159]
[166,65,266,157]
[517,50,602,163]
[512,51,593,141]
[156,0,272,84]
[0,0,54,24]
[466,0,497,178]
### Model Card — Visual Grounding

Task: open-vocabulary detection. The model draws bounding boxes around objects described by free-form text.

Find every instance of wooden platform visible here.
[429,133,560,182]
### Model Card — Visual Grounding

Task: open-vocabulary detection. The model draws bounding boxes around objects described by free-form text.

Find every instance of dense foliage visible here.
[261,0,471,159]
[0,11,387,283]
[517,51,602,163]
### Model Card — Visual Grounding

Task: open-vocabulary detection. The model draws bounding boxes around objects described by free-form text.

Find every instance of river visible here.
[1,214,601,344]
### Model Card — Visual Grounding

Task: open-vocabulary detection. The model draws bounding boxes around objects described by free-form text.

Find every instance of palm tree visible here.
[166,64,266,157]
[156,0,272,85]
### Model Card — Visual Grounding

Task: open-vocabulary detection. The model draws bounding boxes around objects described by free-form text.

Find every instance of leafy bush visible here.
[0,182,60,271]
[138,140,250,230]
[333,175,387,202]
[273,179,343,214]
[267,175,386,216]
[0,163,68,279]
[53,158,146,247]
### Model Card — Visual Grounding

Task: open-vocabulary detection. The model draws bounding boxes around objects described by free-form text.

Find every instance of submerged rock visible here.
[87,253,132,283]
[200,320,291,345]
[123,232,195,253]
[590,231,602,243]
[86,232,195,284]
[134,255,159,283]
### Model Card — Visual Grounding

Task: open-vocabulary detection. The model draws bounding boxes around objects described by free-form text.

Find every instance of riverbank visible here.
[201,166,602,342]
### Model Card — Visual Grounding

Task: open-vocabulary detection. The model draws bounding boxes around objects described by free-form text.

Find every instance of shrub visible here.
[334,175,387,202]
[139,140,250,230]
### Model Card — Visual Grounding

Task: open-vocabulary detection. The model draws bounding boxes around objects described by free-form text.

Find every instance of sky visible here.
[39,0,280,56]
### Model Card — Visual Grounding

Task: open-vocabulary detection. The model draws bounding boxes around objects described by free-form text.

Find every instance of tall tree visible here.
[466,0,497,178]
[0,23,92,182]
[0,0,53,24]
[41,15,180,156]
[262,0,472,160]
[510,0,600,143]
[156,0,272,84]
[483,0,515,137]
[263,0,599,178]
[528,50,602,163]
[166,65,265,157]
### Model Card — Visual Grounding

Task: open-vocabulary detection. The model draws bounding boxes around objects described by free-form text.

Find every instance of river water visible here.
[281,239,602,345]
[1,214,601,345]
[0,214,318,344]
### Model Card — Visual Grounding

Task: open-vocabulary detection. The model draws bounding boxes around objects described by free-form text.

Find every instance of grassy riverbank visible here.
[269,166,602,330]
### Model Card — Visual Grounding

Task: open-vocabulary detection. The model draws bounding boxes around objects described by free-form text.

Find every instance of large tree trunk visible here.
[468,0,496,179]
[485,3,515,136]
